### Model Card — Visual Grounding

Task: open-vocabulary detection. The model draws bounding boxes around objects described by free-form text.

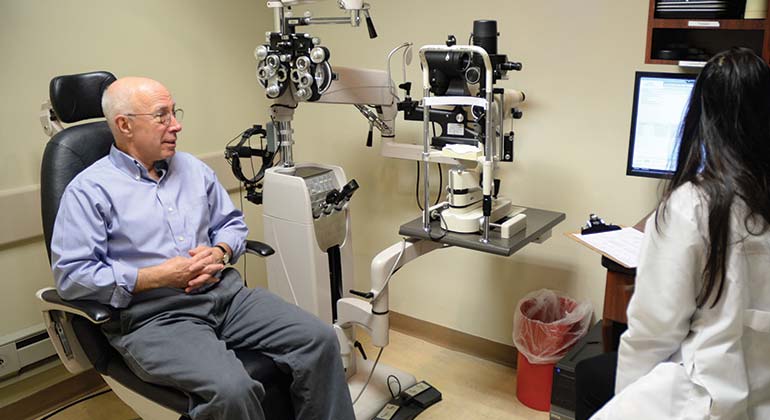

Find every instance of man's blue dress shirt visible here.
[51,145,248,308]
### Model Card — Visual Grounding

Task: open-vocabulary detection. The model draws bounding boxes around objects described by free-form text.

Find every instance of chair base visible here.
[103,375,182,420]
[106,356,416,420]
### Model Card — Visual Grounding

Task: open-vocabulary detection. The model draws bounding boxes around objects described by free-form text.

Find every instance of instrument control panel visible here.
[295,166,340,218]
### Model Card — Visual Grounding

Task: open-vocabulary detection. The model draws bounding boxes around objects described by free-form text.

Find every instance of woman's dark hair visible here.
[659,47,770,308]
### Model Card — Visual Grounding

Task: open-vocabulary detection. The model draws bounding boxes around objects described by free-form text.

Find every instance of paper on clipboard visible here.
[568,227,644,269]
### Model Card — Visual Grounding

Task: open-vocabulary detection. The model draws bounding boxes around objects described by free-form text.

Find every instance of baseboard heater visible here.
[0,324,57,381]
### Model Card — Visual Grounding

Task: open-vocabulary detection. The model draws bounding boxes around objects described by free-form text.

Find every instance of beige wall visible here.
[1,0,682,403]
[0,0,273,403]
[0,0,274,336]
[289,0,677,345]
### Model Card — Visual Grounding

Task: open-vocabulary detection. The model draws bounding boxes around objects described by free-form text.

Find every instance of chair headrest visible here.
[49,71,116,123]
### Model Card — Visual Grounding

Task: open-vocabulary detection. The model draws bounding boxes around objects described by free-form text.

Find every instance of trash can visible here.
[513,289,592,411]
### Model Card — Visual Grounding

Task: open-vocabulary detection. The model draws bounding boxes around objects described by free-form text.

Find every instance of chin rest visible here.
[37,71,291,420]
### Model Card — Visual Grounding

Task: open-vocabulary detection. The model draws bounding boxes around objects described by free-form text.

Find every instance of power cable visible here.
[415,162,444,211]
[352,347,385,406]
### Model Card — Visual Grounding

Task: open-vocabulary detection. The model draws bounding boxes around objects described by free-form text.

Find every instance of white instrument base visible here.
[500,212,527,238]
[441,198,513,233]
[349,355,417,420]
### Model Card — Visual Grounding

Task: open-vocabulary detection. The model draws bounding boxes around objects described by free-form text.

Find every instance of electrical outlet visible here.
[0,342,21,380]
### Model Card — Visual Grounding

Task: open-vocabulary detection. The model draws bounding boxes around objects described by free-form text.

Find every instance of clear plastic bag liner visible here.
[512,289,593,364]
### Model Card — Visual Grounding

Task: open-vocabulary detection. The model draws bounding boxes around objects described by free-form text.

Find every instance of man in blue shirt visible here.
[50,77,355,420]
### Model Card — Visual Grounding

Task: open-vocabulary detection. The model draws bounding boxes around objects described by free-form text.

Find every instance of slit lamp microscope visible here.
[224,2,561,418]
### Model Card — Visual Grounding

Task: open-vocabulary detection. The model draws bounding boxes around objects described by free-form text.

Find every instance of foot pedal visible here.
[373,381,442,420]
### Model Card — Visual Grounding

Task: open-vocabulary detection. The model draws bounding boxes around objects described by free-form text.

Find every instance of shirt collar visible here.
[109,145,171,181]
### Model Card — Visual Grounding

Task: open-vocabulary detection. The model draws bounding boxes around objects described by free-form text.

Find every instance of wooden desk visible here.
[600,257,635,352]
[599,218,646,352]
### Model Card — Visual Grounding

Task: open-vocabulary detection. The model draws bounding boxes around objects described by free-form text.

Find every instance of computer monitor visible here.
[626,71,698,179]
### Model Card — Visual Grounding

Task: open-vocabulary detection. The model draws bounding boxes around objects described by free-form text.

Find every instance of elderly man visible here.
[50,77,355,420]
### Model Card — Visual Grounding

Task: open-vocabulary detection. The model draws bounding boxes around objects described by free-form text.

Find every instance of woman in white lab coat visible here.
[590,47,770,419]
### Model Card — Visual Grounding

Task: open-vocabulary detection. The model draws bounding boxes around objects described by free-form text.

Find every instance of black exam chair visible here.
[36,71,295,420]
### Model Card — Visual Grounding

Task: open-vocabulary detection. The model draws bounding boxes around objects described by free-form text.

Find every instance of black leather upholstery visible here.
[40,289,113,323]
[49,71,116,123]
[40,71,294,420]
[40,121,114,262]
[246,239,276,257]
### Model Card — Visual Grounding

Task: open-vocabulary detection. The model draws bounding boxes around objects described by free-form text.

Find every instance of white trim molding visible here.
[0,152,240,247]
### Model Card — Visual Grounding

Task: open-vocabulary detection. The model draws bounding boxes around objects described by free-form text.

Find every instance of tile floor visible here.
[37,330,550,420]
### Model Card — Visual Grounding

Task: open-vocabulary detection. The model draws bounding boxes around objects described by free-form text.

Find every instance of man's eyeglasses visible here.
[125,108,184,126]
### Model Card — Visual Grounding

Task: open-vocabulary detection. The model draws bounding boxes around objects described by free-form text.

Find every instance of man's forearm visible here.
[134,264,165,293]
[134,251,224,294]
[134,258,190,292]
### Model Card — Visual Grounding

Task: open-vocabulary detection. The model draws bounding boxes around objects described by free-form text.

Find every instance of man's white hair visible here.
[101,82,136,132]
[101,77,168,136]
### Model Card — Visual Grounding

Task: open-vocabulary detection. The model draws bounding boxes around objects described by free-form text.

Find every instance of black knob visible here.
[366,125,373,147]
[246,189,263,205]
[365,15,378,39]
[349,289,374,299]
[446,35,457,47]
[354,341,368,360]
[398,81,412,97]
[325,190,341,205]
[341,179,360,200]
[500,61,523,71]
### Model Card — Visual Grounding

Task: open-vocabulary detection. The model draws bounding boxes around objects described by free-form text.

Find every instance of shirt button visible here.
[135,175,140,180]
[178,236,185,242]
[168,207,174,212]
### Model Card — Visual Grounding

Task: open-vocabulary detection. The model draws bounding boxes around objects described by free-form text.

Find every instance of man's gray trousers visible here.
[102,269,355,420]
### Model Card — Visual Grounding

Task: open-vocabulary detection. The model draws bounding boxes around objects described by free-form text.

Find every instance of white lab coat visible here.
[592,183,770,420]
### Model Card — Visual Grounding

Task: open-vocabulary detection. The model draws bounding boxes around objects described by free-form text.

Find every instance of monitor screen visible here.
[626,71,697,179]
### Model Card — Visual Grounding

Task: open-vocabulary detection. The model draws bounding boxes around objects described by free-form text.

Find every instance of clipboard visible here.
[566,227,644,269]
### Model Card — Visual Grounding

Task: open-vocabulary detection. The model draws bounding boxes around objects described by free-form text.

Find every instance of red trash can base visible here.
[516,352,554,411]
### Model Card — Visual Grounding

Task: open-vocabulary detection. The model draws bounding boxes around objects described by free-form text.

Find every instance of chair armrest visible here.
[36,288,112,324]
[35,287,107,374]
[246,240,275,257]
